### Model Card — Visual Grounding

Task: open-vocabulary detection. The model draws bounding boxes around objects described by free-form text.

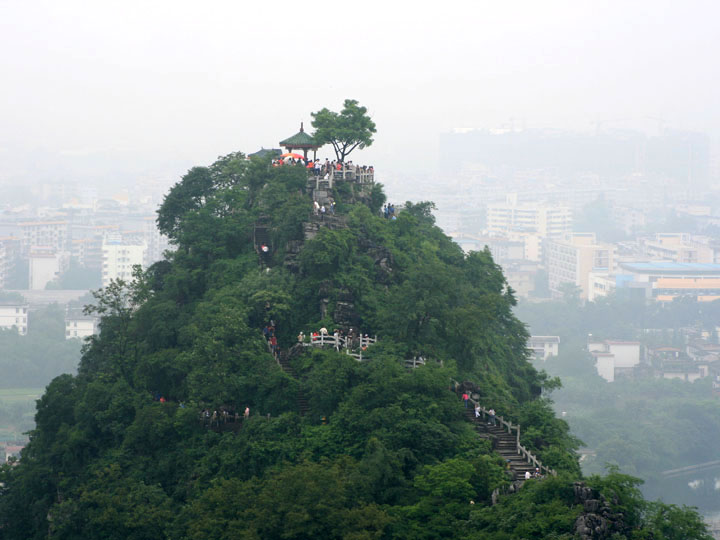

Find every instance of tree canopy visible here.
[311,99,376,163]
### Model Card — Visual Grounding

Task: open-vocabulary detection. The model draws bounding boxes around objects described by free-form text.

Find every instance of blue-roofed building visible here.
[617,261,720,302]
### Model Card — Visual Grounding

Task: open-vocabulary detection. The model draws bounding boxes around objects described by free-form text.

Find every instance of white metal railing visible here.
[405,357,426,369]
[309,167,374,189]
[468,397,557,478]
[299,333,377,361]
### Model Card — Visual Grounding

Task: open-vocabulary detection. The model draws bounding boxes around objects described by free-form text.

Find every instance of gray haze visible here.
[1,0,719,187]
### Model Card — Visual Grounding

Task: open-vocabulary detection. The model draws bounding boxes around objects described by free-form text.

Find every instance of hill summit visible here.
[0,151,712,539]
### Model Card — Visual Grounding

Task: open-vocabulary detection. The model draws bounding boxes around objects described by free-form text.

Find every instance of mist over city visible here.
[2,1,720,538]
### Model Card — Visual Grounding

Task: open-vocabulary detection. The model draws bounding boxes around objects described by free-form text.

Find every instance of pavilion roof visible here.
[279,123,319,148]
[248,148,282,158]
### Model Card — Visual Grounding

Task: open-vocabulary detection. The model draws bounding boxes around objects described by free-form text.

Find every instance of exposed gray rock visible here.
[572,482,629,539]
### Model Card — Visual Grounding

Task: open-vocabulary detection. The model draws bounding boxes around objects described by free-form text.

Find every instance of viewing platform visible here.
[307,165,374,189]
[300,332,377,361]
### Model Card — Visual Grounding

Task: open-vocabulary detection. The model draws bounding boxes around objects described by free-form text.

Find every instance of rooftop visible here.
[620,262,720,274]
[279,123,318,148]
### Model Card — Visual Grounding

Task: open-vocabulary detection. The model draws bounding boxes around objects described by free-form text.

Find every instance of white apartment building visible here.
[486,194,572,238]
[546,233,616,300]
[640,233,714,264]
[587,272,619,302]
[101,235,146,287]
[19,221,68,253]
[28,248,69,290]
[590,340,641,382]
[528,336,560,361]
[0,304,28,335]
[476,235,525,263]
[507,231,543,262]
[65,312,98,339]
[0,238,19,289]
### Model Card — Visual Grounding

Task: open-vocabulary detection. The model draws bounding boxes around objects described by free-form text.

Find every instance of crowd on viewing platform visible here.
[297,328,378,361]
[271,156,374,186]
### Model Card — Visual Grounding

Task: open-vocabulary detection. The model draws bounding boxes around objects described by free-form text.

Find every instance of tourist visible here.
[298,331,305,343]
[320,204,326,221]
[462,392,469,408]
[488,408,497,426]
[474,404,481,419]
[244,407,250,419]
[313,200,320,216]
[525,470,531,480]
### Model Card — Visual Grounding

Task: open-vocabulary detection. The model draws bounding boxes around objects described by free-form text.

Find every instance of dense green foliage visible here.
[0,152,710,539]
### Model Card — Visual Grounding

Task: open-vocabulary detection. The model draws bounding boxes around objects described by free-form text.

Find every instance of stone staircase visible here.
[463,405,555,482]
[276,350,310,416]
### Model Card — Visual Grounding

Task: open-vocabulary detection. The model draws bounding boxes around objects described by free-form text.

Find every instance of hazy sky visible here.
[1,0,719,183]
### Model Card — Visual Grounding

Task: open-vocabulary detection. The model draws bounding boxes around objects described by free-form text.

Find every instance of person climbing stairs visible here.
[463,407,551,482]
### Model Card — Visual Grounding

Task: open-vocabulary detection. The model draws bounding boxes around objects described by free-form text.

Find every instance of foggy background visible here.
[2,0,719,194]
[3,1,720,531]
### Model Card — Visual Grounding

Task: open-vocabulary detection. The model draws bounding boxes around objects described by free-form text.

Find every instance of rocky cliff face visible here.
[573,482,630,539]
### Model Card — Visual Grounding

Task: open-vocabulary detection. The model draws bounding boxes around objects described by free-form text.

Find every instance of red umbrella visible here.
[280,152,304,160]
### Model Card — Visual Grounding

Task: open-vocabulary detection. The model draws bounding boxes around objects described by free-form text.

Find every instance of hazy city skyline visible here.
[2,0,719,185]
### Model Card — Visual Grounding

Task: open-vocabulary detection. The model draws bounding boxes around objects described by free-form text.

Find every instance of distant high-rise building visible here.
[19,220,68,254]
[101,234,146,287]
[546,233,616,299]
[487,194,572,238]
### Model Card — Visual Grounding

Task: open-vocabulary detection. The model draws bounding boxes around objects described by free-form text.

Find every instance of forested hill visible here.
[0,153,711,539]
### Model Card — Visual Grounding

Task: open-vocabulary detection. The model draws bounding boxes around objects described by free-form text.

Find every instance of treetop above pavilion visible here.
[279,122,321,160]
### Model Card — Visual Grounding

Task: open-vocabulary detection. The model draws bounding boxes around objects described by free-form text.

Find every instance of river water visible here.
[637,472,720,538]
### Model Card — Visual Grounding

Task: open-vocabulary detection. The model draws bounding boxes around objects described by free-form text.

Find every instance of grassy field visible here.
[0,388,41,441]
